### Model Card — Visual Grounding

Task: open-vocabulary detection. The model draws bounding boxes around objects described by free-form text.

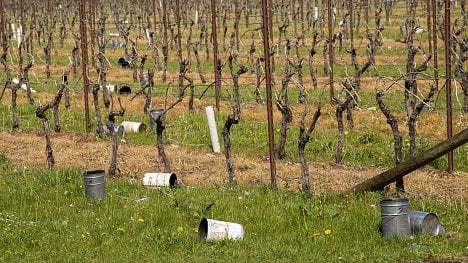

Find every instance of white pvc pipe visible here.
[205,106,220,153]
[11,24,16,40]
[145,28,151,44]
[17,26,22,48]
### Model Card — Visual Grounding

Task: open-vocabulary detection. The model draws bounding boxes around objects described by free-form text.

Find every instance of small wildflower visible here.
[324,229,332,235]
[192,227,199,233]
[137,218,145,223]
[344,131,349,135]
[176,226,184,233]
[313,233,321,236]
[117,227,125,233]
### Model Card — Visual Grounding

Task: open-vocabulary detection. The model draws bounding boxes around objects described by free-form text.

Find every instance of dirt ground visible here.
[0,131,466,203]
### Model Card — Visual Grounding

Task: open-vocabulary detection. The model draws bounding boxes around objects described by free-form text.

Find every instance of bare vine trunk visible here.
[376,91,404,192]
[36,105,54,169]
[298,104,321,191]
[156,115,171,173]
[276,41,294,160]
[222,56,247,184]
[107,99,125,177]
[52,84,65,132]
[335,93,353,164]
[35,84,66,169]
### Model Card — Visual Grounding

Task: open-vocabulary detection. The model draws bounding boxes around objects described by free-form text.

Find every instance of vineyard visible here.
[0,0,467,261]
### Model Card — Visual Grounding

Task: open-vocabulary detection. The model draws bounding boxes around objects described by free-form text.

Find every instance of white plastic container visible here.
[142,173,177,188]
[205,106,221,153]
[121,121,147,133]
[198,218,244,241]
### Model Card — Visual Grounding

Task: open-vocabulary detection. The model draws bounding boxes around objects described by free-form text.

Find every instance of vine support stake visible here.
[79,0,90,132]
[432,0,438,96]
[210,0,221,111]
[175,0,182,64]
[0,0,4,47]
[444,0,453,172]
[327,0,334,102]
[261,0,277,189]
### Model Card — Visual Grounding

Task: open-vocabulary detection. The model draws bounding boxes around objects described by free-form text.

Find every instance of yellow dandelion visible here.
[137,218,144,223]
[344,131,349,135]
[324,229,332,235]
[192,227,199,233]
[176,226,184,233]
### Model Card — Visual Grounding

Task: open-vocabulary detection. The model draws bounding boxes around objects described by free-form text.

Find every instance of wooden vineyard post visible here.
[79,0,90,132]
[349,128,468,193]
[261,0,277,189]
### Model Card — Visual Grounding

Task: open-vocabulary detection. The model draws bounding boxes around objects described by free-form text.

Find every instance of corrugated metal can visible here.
[409,211,443,235]
[380,198,411,239]
[83,170,106,199]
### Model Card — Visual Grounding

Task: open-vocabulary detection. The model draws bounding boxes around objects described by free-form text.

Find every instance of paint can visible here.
[149,109,165,128]
[198,218,244,241]
[409,211,444,235]
[83,170,106,199]
[121,121,147,133]
[103,124,124,136]
[380,198,411,239]
[142,173,177,188]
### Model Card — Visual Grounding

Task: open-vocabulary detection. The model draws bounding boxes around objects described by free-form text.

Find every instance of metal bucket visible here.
[380,198,411,239]
[114,124,124,136]
[83,170,106,199]
[103,124,124,136]
[121,121,147,133]
[149,109,165,128]
[198,218,244,241]
[400,25,407,37]
[142,173,177,188]
[409,211,444,235]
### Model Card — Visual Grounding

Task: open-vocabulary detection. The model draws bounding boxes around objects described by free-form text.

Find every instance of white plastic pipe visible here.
[145,28,151,44]
[205,106,220,153]
[11,24,16,40]
[17,26,22,48]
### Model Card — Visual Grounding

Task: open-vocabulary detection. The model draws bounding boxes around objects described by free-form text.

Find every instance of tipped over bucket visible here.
[380,198,411,239]
[121,121,147,133]
[142,173,177,188]
[103,124,124,136]
[83,170,106,199]
[198,218,244,241]
[409,211,444,235]
[149,109,165,128]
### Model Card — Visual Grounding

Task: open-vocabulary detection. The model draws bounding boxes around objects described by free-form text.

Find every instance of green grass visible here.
[0,156,465,262]
[1,87,467,172]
